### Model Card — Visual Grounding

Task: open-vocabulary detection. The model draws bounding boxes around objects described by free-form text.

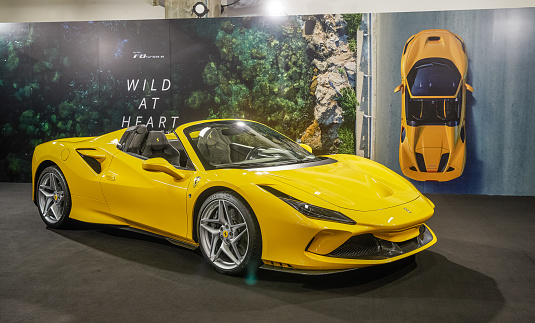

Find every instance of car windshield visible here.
[183,121,322,170]
[407,57,461,97]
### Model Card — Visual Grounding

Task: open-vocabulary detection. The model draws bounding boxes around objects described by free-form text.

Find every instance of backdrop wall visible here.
[0,15,360,182]
[1,8,534,196]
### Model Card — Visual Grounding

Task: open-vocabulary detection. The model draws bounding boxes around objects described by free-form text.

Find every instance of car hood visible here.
[411,125,462,172]
[409,124,460,152]
[403,29,467,78]
[261,155,420,211]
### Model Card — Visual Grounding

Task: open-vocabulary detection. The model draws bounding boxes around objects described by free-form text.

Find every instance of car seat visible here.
[142,131,181,166]
[197,128,232,165]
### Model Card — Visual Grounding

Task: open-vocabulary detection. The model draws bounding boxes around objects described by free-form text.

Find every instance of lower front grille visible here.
[327,234,380,258]
[324,225,433,260]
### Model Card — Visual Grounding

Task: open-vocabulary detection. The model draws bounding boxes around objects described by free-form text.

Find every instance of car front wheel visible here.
[36,166,72,228]
[197,191,261,275]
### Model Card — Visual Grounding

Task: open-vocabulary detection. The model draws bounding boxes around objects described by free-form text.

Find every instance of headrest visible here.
[124,124,147,134]
[147,131,168,151]
[118,124,148,150]
[134,125,148,134]
[198,128,231,146]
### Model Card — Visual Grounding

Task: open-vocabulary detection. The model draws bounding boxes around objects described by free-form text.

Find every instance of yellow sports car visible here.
[32,119,436,275]
[395,29,474,181]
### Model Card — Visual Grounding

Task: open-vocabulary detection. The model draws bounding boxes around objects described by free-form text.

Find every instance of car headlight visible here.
[260,186,356,225]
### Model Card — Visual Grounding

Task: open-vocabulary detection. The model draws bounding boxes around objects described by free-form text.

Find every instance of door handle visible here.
[105,171,116,181]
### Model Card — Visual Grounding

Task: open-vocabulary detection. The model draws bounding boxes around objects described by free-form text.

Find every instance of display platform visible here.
[1,183,534,321]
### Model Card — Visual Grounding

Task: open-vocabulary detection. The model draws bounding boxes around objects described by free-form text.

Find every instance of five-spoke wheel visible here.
[37,166,71,228]
[197,191,261,275]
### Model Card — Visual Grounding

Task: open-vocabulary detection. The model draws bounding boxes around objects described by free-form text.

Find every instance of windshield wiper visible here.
[214,157,324,169]
[416,62,454,72]
[214,162,269,169]
[274,157,323,165]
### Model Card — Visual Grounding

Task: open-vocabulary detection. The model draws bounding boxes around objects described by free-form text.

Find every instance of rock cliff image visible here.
[301,14,359,154]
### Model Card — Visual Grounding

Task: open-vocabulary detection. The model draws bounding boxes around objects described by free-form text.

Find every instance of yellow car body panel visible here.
[33,119,436,272]
[397,29,472,181]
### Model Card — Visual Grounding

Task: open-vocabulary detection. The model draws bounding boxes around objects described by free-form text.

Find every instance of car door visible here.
[100,148,194,240]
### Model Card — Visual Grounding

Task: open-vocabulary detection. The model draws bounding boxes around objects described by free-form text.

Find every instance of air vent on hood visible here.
[403,36,415,54]
[454,35,466,53]
[428,36,441,41]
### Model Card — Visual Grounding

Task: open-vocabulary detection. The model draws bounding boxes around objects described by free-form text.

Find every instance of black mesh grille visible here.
[326,234,380,258]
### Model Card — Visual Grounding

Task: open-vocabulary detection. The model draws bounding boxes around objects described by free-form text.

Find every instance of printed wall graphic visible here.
[2,8,534,196]
[374,8,535,196]
[395,29,472,182]
[99,20,173,130]
[0,15,363,182]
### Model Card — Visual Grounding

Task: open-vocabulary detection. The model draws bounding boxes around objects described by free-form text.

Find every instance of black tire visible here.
[36,166,72,229]
[197,191,262,275]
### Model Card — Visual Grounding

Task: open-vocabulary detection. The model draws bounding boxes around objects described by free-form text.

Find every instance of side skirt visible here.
[119,227,198,250]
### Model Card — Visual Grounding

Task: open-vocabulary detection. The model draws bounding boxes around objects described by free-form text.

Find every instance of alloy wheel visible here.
[199,199,250,271]
[38,171,66,224]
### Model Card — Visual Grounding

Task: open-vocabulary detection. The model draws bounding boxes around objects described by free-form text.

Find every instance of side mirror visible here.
[300,143,313,153]
[142,158,184,181]
[465,83,474,92]
[394,84,403,93]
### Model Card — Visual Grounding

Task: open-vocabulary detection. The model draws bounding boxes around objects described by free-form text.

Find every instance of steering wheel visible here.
[245,146,266,160]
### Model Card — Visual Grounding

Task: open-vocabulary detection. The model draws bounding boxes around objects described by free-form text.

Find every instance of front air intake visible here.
[326,234,380,258]
[323,225,434,260]
[438,153,450,172]
[428,36,441,41]
[415,153,427,172]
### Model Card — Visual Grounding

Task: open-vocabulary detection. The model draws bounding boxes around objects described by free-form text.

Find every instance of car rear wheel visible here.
[197,191,261,275]
[37,166,72,228]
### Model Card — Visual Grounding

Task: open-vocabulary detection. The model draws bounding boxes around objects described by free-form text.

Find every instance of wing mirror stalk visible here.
[394,84,403,93]
[142,158,185,181]
[300,143,313,153]
[465,83,474,92]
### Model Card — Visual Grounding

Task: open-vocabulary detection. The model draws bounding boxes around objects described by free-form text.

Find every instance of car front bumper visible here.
[245,184,437,272]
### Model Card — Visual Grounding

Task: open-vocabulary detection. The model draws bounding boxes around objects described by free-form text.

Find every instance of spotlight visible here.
[192,2,209,18]
[266,0,286,16]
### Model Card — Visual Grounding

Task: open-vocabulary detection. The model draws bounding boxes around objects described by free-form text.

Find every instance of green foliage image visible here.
[196,17,316,139]
[336,87,359,155]
[342,14,362,52]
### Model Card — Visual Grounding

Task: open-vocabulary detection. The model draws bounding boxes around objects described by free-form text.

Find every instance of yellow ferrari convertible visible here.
[395,29,473,181]
[32,119,436,275]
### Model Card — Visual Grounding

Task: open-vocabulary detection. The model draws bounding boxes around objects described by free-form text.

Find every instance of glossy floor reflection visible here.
[1,183,533,321]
